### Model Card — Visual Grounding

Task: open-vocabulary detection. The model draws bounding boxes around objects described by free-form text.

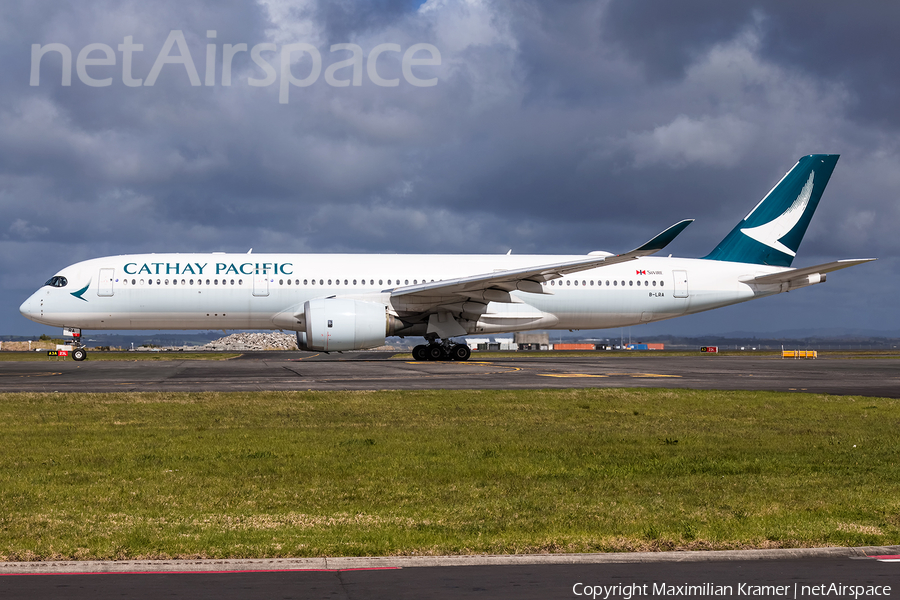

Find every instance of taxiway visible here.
[1,352,898,397]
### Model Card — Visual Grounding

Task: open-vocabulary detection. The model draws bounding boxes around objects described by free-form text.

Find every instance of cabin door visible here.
[673,270,689,298]
[98,268,115,297]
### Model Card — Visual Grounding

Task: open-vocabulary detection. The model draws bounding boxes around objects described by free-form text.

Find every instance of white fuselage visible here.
[20,252,789,334]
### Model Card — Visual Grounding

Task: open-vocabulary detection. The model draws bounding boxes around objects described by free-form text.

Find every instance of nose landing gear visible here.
[63,327,87,361]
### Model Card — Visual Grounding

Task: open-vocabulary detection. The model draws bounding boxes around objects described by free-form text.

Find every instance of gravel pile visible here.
[205,332,298,351]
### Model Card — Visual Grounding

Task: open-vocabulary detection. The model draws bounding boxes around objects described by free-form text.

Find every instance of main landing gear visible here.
[411,340,471,361]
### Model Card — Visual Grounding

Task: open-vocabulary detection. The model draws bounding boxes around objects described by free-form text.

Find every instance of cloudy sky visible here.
[2,0,898,337]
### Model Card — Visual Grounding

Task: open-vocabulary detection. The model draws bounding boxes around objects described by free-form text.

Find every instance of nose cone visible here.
[19,292,42,323]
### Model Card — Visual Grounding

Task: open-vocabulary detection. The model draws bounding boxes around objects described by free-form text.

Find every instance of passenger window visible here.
[304,279,308,285]
[379,279,383,285]
[405,279,409,285]
[629,281,633,286]
[613,280,617,286]
[582,280,586,286]
[132,279,136,285]
[344,279,348,285]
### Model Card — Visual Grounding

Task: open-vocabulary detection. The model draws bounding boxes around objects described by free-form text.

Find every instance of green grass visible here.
[0,389,898,560]
[0,352,240,362]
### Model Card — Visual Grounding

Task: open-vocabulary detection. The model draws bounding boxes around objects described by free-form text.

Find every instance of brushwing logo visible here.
[70,281,90,302]
[740,171,814,257]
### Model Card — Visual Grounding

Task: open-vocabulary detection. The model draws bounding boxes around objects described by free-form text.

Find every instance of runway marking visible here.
[540,374,608,378]
[629,373,681,378]
[539,373,681,379]
[404,361,498,366]
[404,361,522,372]
[7,372,62,378]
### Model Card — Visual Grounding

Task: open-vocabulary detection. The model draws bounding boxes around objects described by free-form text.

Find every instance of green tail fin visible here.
[703,154,839,266]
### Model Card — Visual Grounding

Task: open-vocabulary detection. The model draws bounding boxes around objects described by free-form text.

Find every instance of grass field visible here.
[0,389,897,560]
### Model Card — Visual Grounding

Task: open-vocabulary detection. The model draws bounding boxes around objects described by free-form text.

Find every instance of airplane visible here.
[20,154,874,362]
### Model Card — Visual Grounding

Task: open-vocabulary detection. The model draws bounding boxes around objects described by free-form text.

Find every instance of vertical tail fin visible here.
[703,154,839,266]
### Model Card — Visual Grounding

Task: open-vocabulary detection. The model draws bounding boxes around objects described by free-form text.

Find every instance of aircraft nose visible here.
[19,293,41,321]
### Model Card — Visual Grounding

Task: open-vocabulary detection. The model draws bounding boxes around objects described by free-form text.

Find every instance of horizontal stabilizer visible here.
[740,259,876,285]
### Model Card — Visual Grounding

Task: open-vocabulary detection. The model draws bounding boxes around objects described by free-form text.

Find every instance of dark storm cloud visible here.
[601,0,900,126]
[2,0,898,335]
[315,0,427,43]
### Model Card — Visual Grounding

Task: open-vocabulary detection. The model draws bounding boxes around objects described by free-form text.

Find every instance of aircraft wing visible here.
[740,258,876,285]
[390,220,693,301]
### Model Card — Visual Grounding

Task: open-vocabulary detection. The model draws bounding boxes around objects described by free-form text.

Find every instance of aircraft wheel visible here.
[412,345,428,361]
[426,345,445,361]
[72,348,87,361]
[450,344,471,361]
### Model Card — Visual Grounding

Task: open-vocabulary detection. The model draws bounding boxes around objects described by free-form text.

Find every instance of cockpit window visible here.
[44,276,68,288]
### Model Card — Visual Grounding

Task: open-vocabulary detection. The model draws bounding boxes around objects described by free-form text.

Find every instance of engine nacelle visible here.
[302,298,388,351]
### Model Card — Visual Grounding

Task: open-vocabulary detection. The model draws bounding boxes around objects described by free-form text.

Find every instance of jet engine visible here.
[296,298,390,351]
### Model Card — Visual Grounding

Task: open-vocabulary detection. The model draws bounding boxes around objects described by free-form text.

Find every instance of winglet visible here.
[623,219,694,257]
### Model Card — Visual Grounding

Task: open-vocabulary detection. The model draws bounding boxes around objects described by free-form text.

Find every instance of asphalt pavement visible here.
[2,352,899,397]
